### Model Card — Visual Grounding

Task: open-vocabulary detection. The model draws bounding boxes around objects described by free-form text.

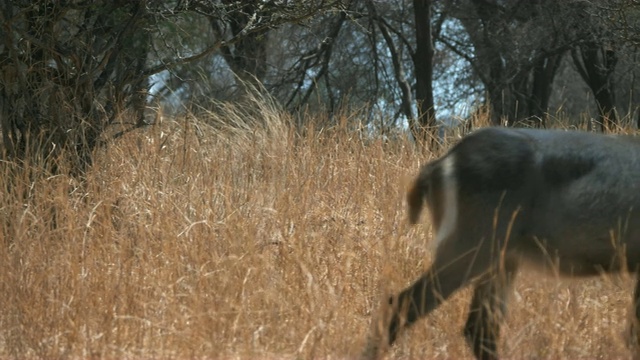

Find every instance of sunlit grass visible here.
[0,96,636,358]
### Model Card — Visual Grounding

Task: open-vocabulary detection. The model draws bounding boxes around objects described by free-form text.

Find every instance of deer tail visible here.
[407,169,429,225]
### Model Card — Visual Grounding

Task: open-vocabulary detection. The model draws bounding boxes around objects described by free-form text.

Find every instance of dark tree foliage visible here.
[441,0,574,127]
[0,0,339,172]
[1,0,638,175]
[412,0,437,142]
[0,1,151,169]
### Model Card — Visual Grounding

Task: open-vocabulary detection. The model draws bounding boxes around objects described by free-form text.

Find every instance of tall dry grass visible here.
[0,96,636,358]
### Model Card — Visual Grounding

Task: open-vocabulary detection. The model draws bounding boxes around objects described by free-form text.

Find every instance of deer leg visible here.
[363,257,485,360]
[463,257,519,360]
[386,238,497,346]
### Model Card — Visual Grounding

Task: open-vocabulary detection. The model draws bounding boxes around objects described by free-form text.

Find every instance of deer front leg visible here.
[362,238,495,359]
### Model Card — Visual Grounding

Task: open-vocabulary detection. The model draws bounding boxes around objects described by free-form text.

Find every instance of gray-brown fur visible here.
[363,127,640,360]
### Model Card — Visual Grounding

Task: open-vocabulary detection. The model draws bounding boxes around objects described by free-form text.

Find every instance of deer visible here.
[362,127,640,360]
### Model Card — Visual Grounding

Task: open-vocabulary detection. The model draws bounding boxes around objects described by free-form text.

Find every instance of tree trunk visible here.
[367,0,414,135]
[413,0,437,144]
[571,43,618,132]
[211,1,268,94]
[529,54,563,125]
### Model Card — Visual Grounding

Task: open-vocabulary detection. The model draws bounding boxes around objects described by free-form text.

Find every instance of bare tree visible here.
[439,0,571,126]
[366,1,416,134]
[0,0,340,171]
[572,41,618,131]
[568,0,640,131]
[412,0,437,143]
[0,1,151,168]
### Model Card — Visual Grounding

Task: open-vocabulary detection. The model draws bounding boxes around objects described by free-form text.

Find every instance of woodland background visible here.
[1,0,640,166]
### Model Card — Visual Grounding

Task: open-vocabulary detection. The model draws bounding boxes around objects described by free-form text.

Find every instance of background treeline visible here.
[1,0,639,168]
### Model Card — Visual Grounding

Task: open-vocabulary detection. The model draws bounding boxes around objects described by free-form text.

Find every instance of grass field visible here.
[0,98,637,358]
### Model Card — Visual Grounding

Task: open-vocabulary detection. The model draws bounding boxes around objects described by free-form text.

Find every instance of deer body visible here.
[364,127,640,360]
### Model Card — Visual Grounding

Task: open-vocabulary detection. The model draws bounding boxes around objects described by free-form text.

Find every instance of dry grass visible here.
[0,97,636,359]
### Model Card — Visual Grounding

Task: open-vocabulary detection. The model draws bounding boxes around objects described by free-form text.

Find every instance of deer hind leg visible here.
[464,257,519,360]
[385,236,497,347]
[361,234,503,360]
